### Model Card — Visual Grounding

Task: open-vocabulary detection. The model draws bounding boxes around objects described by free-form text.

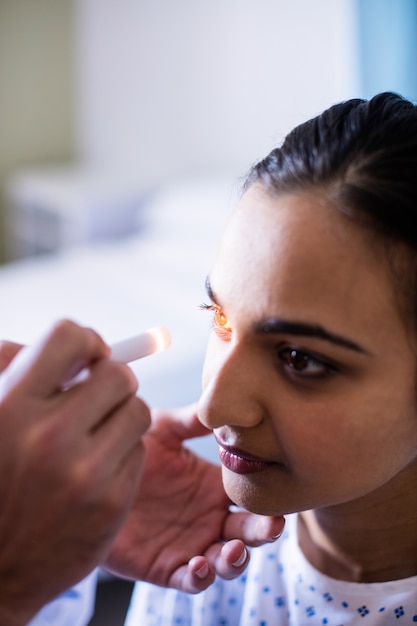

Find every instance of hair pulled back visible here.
[247,92,417,249]
[246,92,417,331]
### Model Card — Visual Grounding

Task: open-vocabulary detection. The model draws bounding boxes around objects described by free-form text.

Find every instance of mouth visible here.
[217,442,275,475]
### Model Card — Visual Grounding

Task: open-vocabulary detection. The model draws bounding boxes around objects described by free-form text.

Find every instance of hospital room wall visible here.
[74,0,358,187]
[0,0,74,263]
[0,0,358,263]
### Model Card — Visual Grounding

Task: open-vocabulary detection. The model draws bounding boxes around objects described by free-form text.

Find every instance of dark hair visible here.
[245,91,417,330]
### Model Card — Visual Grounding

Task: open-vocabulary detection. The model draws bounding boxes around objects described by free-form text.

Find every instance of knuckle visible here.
[66,456,114,509]
[122,441,147,485]
[119,397,151,438]
[49,319,79,342]
[48,320,102,358]
[134,399,151,433]
[46,319,81,356]
[25,419,67,460]
[70,458,99,497]
[72,462,127,518]
[104,360,139,395]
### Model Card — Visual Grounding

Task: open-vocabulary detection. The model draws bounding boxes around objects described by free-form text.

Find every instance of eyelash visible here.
[199,303,338,380]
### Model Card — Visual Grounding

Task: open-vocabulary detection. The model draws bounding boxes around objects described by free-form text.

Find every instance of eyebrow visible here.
[255,318,369,354]
[205,276,369,355]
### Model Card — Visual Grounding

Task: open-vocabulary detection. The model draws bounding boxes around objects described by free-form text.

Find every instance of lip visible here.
[217,443,275,475]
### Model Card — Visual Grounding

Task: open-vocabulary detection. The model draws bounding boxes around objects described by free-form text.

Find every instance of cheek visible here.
[280,396,417,493]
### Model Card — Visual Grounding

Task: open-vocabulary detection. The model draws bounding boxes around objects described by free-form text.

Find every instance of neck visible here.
[298,472,417,582]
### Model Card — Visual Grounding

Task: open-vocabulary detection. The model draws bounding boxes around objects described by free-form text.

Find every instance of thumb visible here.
[151,402,211,444]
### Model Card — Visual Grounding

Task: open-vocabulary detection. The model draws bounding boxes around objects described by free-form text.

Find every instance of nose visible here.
[199,338,264,430]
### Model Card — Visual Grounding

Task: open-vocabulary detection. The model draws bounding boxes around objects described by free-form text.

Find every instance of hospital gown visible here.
[125,514,417,626]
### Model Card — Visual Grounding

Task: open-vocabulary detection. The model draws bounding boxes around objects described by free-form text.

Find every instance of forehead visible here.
[211,184,403,341]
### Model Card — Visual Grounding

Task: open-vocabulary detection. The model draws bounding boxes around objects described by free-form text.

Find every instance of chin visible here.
[222,469,314,517]
[222,472,283,516]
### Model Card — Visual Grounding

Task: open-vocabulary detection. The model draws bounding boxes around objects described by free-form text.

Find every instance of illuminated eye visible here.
[215,308,230,328]
[199,302,232,340]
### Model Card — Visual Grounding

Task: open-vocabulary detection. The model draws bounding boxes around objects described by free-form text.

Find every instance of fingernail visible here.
[270,533,282,541]
[233,547,248,568]
[195,562,209,579]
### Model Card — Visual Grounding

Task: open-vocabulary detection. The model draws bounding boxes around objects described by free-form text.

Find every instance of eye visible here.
[278,346,336,380]
[200,302,232,340]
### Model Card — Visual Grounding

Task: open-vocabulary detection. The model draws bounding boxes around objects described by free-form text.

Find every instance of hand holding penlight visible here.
[65,326,171,388]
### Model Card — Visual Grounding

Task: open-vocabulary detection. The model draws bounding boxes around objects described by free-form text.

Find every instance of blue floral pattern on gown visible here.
[125,515,417,626]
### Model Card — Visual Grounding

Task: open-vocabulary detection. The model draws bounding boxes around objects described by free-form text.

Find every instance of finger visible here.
[151,403,212,444]
[103,437,148,523]
[202,539,249,581]
[0,341,23,373]
[169,540,250,593]
[169,557,216,594]
[61,359,139,431]
[215,540,249,579]
[223,511,286,546]
[90,396,151,472]
[17,320,110,397]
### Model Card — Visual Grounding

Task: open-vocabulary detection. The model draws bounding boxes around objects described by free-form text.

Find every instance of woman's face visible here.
[198,184,417,516]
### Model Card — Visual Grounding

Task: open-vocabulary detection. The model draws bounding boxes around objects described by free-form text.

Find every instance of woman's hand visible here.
[104,404,285,593]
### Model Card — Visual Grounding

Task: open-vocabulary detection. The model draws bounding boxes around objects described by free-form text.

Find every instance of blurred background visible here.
[1,0,416,266]
[1,2,417,623]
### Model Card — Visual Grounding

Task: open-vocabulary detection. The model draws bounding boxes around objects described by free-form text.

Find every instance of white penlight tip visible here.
[109,326,171,364]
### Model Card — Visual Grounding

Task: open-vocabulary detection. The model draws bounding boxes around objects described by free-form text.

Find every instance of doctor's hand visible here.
[0,321,150,626]
[104,403,285,594]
